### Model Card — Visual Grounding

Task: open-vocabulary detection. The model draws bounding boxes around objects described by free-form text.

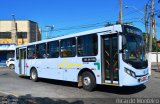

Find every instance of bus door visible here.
[19,48,27,75]
[102,34,119,84]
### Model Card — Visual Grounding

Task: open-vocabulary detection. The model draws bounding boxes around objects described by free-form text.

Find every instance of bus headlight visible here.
[125,68,136,78]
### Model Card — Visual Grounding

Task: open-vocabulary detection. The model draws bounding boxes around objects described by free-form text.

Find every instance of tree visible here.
[143,33,160,52]
[104,22,114,27]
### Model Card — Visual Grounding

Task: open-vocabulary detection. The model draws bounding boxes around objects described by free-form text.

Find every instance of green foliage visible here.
[116,21,120,24]
[143,33,160,52]
[152,38,160,52]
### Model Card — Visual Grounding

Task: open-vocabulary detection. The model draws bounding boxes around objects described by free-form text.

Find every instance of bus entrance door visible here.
[19,48,27,75]
[102,34,119,85]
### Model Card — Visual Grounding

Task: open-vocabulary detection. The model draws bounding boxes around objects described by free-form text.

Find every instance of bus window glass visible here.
[27,45,36,59]
[77,34,98,56]
[47,41,59,58]
[36,43,46,59]
[16,48,19,59]
[60,37,76,57]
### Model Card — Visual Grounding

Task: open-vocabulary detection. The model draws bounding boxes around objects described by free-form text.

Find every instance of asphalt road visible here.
[0,67,160,103]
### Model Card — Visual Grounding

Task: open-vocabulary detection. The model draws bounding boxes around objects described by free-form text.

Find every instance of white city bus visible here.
[15,24,149,91]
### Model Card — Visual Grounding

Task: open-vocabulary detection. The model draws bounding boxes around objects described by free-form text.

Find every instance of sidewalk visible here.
[151,70,160,79]
[151,62,160,70]
[151,63,160,79]
[0,66,7,69]
[0,63,6,68]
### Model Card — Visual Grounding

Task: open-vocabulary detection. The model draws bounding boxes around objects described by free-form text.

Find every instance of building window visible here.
[27,45,36,59]
[77,34,98,56]
[60,37,76,57]
[0,32,11,39]
[47,41,59,58]
[17,32,27,38]
[36,43,46,59]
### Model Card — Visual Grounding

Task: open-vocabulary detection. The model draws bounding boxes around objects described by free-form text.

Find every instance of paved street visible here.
[0,67,160,100]
[0,68,160,98]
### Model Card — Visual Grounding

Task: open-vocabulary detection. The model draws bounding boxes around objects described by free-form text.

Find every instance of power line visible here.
[40,18,143,33]
[42,17,149,39]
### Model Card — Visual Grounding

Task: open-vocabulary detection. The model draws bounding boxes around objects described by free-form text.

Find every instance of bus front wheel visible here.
[82,72,96,91]
[30,69,38,82]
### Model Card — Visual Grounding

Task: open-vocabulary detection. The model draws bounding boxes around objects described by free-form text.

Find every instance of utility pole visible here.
[145,4,149,52]
[45,26,49,39]
[119,0,123,24]
[45,25,54,39]
[149,0,154,52]
[153,18,160,71]
[153,18,156,38]
[11,14,18,45]
[148,0,154,76]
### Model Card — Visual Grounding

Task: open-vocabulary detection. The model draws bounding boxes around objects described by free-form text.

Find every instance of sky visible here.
[0,0,160,39]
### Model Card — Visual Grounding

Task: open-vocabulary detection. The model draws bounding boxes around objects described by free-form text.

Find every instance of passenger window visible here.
[36,43,46,59]
[16,48,19,60]
[47,41,59,58]
[10,59,14,61]
[77,34,98,56]
[60,37,76,57]
[27,45,36,59]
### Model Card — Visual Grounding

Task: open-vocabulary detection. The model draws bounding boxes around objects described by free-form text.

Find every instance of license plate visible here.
[140,76,147,82]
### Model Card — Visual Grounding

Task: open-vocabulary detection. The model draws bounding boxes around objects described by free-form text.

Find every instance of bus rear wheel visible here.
[82,72,96,91]
[30,69,38,82]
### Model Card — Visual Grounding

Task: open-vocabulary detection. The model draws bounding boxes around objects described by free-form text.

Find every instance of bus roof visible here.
[16,24,123,48]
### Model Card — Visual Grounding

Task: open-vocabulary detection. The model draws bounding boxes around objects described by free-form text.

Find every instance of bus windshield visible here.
[122,26,148,69]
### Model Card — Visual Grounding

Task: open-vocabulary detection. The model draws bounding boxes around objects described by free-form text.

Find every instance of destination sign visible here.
[82,57,97,62]
[123,25,142,36]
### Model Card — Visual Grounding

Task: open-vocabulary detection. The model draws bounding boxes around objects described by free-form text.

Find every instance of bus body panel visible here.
[17,57,102,84]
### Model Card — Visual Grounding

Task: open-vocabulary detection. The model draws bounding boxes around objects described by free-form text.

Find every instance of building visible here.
[0,20,41,65]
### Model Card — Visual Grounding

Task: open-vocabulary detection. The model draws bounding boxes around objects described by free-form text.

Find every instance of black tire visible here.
[82,71,96,91]
[9,64,15,70]
[30,68,38,82]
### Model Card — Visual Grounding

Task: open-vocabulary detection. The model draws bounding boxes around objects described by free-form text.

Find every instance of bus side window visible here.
[60,37,76,58]
[77,34,98,57]
[36,43,46,59]
[27,45,36,59]
[32,52,37,59]
[47,40,59,58]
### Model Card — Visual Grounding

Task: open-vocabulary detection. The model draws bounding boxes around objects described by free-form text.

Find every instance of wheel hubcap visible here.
[32,71,36,79]
[83,77,91,86]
